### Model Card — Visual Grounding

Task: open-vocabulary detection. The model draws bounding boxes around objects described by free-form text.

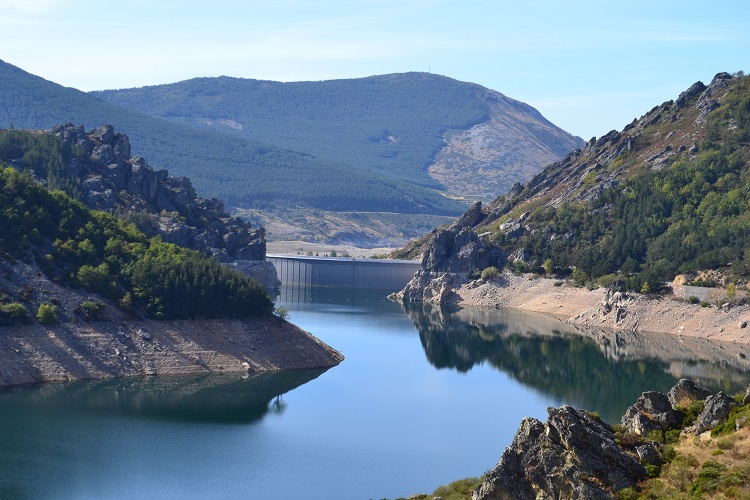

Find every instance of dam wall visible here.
[267,255,420,291]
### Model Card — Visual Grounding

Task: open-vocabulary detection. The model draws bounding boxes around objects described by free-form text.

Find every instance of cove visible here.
[1,287,749,499]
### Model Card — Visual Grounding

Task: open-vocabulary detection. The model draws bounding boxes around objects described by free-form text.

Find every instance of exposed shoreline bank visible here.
[445,271,750,345]
[0,317,344,387]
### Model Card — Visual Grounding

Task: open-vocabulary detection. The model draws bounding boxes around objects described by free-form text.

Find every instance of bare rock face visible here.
[621,391,683,436]
[693,392,737,434]
[668,378,713,408]
[472,406,647,500]
[394,202,503,303]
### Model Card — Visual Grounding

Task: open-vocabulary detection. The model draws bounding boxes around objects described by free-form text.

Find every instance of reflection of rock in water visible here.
[403,302,750,422]
[0,369,328,424]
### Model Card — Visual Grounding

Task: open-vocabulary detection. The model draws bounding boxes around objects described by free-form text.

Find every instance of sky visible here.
[1,0,748,139]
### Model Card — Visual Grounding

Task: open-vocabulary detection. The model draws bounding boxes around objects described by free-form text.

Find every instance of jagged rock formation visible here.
[621,391,682,435]
[391,202,502,303]
[473,406,647,499]
[44,124,279,291]
[473,378,737,499]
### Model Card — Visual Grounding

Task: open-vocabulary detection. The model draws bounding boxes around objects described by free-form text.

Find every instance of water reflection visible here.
[404,303,750,423]
[0,369,328,425]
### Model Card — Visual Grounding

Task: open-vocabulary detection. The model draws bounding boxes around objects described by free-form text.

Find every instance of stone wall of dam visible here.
[267,255,421,291]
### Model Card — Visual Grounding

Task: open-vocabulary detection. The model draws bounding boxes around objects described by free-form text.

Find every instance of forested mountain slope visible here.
[397,72,750,296]
[93,72,583,199]
[0,60,461,214]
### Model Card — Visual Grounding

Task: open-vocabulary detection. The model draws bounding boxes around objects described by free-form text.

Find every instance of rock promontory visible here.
[473,378,743,499]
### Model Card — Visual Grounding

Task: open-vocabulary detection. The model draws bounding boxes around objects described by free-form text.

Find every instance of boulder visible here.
[472,406,647,500]
[636,443,662,466]
[693,392,737,434]
[668,379,712,408]
[621,391,682,435]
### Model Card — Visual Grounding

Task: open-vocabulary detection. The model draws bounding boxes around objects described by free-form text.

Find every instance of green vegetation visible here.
[92,72,491,189]
[393,476,484,500]
[480,266,500,280]
[0,301,31,325]
[78,300,105,321]
[0,129,81,198]
[0,61,482,214]
[0,167,272,320]
[491,75,750,291]
[36,303,58,324]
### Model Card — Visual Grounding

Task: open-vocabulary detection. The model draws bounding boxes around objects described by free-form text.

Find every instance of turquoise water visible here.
[1,287,748,499]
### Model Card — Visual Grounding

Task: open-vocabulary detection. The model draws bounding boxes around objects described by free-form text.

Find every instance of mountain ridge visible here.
[91,71,583,201]
[393,71,750,299]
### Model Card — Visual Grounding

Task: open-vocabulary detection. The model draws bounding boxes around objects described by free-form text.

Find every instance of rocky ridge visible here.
[28,124,279,291]
[392,72,742,304]
[473,378,744,500]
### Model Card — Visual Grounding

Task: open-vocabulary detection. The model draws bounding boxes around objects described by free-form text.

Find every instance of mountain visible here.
[394,72,750,299]
[92,72,583,200]
[0,60,461,215]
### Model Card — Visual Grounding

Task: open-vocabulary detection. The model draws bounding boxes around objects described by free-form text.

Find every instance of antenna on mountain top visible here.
[428,66,431,73]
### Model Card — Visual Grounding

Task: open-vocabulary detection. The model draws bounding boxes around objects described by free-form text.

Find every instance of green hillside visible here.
[92,73,490,187]
[92,72,582,195]
[0,60,462,214]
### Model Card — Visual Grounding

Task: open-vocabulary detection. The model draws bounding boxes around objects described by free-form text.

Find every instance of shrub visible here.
[616,431,644,448]
[0,302,31,325]
[80,300,105,321]
[481,266,500,280]
[687,296,700,304]
[36,303,59,324]
[572,268,588,287]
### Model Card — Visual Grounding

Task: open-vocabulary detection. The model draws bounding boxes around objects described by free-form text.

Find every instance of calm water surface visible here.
[2,287,749,499]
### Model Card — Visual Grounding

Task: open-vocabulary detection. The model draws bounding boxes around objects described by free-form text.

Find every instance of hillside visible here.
[93,72,583,200]
[0,60,461,215]
[395,72,750,299]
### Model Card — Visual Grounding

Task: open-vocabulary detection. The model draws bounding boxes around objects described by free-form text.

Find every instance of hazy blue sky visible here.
[1,0,748,139]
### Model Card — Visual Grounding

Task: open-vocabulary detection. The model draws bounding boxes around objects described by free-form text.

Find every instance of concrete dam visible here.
[267,255,421,291]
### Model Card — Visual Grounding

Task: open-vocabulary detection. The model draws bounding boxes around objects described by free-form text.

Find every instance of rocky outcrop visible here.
[474,379,735,499]
[473,406,647,500]
[668,379,713,408]
[621,391,682,435]
[393,202,503,303]
[45,124,279,291]
[693,392,737,434]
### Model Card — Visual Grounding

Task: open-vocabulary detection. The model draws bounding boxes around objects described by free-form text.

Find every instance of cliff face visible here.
[21,124,279,291]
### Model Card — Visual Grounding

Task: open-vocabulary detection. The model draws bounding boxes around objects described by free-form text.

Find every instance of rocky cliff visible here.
[473,378,744,499]
[20,124,279,292]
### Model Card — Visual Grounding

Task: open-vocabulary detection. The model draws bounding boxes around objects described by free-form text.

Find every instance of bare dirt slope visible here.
[0,317,343,387]
[453,271,750,345]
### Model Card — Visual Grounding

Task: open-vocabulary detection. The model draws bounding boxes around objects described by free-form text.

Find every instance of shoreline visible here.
[447,271,750,345]
[0,317,344,387]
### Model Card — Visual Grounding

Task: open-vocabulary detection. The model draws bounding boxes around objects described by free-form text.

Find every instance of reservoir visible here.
[1,285,750,499]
